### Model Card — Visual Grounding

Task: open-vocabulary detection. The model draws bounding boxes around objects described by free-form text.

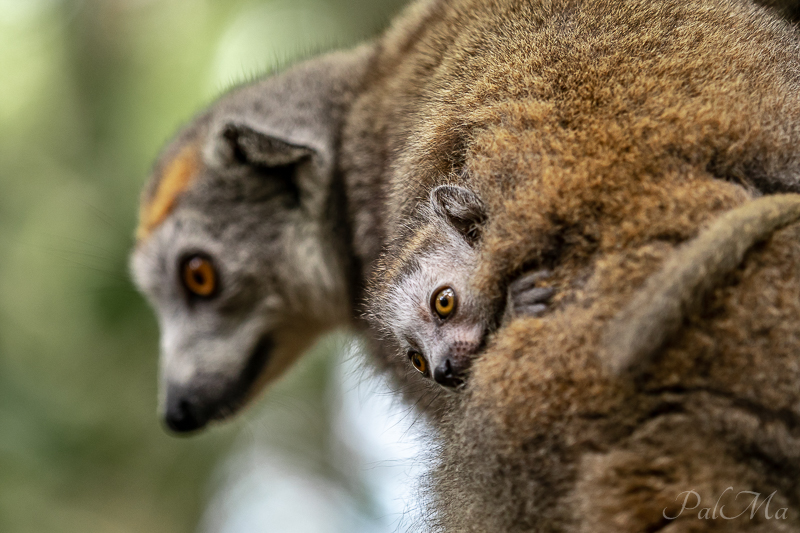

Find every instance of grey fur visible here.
[375,192,488,390]
[603,193,800,376]
[372,185,554,390]
[131,45,373,432]
[503,270,554,322]
[430,185,487,244]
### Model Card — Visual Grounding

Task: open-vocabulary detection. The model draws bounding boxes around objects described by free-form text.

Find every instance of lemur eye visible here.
[181,255,217,298]
[408,351,428,375]
[432,286,457,319]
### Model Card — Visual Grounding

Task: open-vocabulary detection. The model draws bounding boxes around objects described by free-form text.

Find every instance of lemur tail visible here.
[603,193,800,376]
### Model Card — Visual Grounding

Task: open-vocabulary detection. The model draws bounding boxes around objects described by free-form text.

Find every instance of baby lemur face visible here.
[131,48,370,433]
[383,196,487,389]
[375,185,555,390]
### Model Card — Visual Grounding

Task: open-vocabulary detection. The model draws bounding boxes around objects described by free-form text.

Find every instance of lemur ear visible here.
[215,123,314,168]
[202,45,373,209]
[430,185,487,244]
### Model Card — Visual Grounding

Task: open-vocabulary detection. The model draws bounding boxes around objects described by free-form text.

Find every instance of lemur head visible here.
[131,48,370,433]
[373,185,492,390]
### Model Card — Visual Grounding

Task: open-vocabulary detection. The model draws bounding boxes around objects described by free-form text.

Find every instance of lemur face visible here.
[130,49,369,433]
[132,147,346,432]
[380,185,492,390]
[388,234,484,389]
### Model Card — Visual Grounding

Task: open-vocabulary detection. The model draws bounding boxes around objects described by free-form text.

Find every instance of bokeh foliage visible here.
[0,1,405,531]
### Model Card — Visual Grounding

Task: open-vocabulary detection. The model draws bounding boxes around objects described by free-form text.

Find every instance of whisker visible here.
[43,233,120,258]
[82,201,132,241]
[43,246,120,263]
[52,255,131,283]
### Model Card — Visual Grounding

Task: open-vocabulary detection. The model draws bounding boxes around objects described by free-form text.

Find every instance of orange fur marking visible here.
[136,145,200,242]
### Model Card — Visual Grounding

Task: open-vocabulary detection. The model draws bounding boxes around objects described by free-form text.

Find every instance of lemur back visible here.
[131,0,800,530]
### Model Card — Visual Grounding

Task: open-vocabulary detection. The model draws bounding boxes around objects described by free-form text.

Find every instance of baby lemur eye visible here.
[408,351,428,375]
[181,255,218,298]
[432,286,457,319]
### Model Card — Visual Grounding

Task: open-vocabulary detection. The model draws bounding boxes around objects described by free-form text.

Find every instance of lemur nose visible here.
[433,341,479,389]
[433,358,466,388]
[164,389,209,433]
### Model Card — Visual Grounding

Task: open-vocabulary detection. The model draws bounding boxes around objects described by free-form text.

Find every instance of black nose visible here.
[433,358,466,388]
[163,391,209,434]
[160,335,274,434]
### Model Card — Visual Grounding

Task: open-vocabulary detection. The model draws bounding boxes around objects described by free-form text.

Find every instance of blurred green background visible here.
[0,1,416,532]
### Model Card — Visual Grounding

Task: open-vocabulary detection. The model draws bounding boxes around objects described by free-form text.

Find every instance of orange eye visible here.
[432,286,457,319]
[409,351,428,375]
[182,255,217,297]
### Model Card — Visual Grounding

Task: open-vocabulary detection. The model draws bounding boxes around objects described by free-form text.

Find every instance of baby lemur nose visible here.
[433,358,465,388]
[433,341,478,388]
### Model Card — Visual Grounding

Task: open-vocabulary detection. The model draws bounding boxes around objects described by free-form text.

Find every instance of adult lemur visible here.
[346,0,800,531]
[133,0,800,530]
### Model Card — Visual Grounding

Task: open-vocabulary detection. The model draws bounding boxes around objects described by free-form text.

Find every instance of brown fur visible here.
[341,0,800,530]
[604,194,800,376]
[761,0,800,21]
[428,204,800,532]
[347,0,800,342]
[127,0,800,523]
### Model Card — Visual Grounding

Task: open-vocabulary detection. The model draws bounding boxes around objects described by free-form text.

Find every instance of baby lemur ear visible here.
[431,185,487,244]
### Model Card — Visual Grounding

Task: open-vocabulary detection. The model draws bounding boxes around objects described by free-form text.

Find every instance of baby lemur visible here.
[370,184,554,390]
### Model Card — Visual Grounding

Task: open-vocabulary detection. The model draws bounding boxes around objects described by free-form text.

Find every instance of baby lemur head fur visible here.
[131,46,371,433]
[370,185,494,389]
